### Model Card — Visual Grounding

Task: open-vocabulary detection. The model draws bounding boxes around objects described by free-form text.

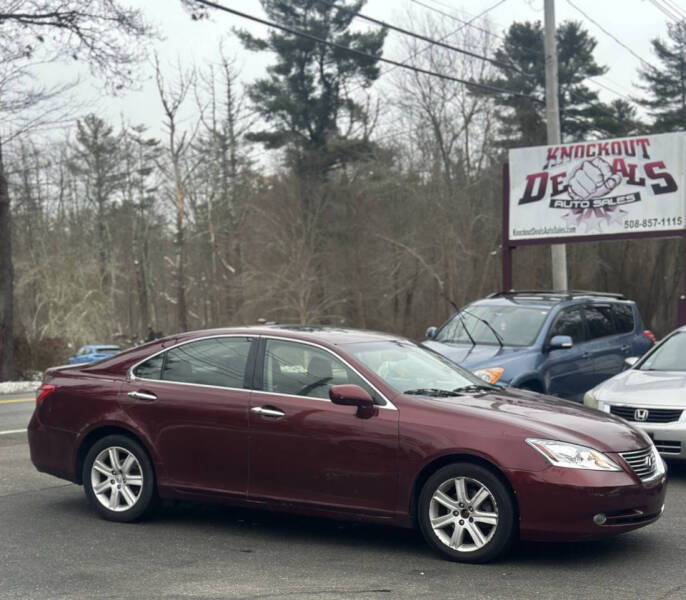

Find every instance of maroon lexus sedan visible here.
[28,326,666,562]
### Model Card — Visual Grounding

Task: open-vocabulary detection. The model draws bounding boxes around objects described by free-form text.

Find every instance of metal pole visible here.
[502,163,512,290]
[544,0,568,290]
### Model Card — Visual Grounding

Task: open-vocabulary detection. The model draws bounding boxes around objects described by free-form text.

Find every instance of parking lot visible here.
[2,395,686,600]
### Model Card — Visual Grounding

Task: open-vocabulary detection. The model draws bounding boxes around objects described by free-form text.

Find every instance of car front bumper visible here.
[507,464,667,542]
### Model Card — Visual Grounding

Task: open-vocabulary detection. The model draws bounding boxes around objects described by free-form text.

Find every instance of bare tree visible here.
[0,1,153,380]
[155,57,196,333]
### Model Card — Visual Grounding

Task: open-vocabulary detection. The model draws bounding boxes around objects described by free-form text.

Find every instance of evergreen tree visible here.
[636,21,686,133]
[596,99,645,138]
[237,0,386,174]
[489,20,613,146]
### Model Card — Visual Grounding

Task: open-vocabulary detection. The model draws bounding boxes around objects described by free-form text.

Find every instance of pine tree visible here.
[237,0,386,174]
[489,20,613,146]
[636,21,686,133]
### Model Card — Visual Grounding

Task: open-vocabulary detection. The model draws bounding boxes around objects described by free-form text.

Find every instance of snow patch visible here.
[0,381,41,395]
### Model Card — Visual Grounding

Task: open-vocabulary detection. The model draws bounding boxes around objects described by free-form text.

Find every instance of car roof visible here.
[163,325,408,347]
[475,290,632,309]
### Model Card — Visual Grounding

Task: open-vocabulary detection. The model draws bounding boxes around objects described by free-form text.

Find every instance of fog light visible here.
[593,513,607,525]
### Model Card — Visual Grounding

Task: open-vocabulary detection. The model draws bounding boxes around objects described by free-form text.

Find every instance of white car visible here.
[584,326,686,461]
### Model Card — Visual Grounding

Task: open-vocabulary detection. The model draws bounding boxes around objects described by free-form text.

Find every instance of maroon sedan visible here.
[29,326,666,562]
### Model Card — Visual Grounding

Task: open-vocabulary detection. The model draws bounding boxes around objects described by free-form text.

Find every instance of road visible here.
[1,395,685,600]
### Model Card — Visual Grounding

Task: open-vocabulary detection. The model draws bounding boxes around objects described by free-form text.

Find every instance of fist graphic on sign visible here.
[567,157,622,201]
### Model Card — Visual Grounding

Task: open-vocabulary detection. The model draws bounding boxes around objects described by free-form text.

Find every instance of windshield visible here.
[436,304,550,346]
[638,332,686,371]
[342,340,492,396]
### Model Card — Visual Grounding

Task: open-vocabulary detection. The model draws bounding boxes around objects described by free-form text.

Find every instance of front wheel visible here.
[82,434,156,522]
[418,462,515,563]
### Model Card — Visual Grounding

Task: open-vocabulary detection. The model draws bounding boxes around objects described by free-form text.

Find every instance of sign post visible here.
[502,132,686,325]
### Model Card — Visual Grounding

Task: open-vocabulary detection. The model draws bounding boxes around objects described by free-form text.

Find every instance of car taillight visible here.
[35,384,55,406]
[643,330,656,345]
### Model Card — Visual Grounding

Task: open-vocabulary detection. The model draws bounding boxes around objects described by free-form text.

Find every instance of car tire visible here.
[82,434,156,522]
[417,462,515,563]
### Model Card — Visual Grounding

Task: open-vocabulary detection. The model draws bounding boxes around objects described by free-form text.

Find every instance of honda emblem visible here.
[634,408,649,422]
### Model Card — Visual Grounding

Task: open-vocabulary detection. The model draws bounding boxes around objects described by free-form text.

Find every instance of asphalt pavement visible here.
[1,395,685,600]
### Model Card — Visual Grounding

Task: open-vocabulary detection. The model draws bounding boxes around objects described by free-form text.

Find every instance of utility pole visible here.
[544,0,568,290]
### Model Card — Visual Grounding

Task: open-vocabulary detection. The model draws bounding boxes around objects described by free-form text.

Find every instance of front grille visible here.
[654,440,681,455]
[619,447,659,481]
[610,405,683,423]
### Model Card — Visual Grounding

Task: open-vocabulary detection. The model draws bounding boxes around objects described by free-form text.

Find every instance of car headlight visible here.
[526,439,622,471]
[473,367,504,384]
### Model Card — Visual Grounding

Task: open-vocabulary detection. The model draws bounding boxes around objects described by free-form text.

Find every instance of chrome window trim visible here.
[127,333,397,411]
[260,335,397,411]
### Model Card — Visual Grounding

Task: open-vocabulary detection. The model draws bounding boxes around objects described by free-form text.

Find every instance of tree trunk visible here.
[0,141,16,380]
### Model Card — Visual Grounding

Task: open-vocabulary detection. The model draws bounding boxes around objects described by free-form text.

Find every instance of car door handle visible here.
[621,345,630,352]
[251,406,286,418]
[582,352,592,359]
[128,391,157,402]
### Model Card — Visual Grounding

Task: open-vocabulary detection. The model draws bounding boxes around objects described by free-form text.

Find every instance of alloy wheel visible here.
[90,446,144,512]
[428,476,499,552]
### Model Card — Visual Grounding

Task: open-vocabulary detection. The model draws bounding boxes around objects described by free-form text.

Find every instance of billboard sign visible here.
[508,132,686,241]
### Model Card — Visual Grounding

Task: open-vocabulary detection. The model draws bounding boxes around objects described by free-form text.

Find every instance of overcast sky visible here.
[35,0,683,139]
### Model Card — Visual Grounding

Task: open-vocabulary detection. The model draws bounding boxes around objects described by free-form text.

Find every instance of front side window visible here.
[584,306,616,339]
[133,337,253,388]
[263,339,376,401]
[638,333,686,372]
[549,308,586,344]
[436,305,550,347]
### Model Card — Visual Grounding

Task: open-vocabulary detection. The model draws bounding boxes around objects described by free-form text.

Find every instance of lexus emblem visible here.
[634,409,649,422]
[644,455,654,468]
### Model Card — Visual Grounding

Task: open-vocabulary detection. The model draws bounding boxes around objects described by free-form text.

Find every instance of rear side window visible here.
[613,303,635,333]
[162,337,252,388]
[134,337,253,389]
[584,306,616,339]
[549,309,586,344]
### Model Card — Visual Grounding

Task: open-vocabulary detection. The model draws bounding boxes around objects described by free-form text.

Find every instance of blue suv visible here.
[423,291,655,401]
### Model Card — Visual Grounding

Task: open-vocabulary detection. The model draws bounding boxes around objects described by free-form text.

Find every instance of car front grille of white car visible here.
[610,406,683,423]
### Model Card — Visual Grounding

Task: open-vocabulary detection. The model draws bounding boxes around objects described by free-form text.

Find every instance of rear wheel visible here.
[82,434,156,522]
[418,463,515,563]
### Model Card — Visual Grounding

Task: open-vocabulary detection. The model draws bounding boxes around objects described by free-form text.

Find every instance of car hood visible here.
[595,369,686,407]
[420,388,649,453]
[422,341,531,369]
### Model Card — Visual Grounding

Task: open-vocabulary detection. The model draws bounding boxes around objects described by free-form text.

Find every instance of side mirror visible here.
[624,356,639,369]
[549,335,573,350]
[329,384,375,419]
[425,326,437,340]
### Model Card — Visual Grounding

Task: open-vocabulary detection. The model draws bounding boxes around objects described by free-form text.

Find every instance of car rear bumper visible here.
[28,413,78,483]
[507,465,667,541]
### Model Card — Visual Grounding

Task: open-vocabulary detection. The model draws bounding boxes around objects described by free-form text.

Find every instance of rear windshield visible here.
[436,304,550,347]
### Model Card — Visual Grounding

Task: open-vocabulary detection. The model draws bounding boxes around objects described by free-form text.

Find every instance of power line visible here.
[193,0,540,102]
[566,0,652,68]
[650,0,682,22]
[311,0,522,74]
[373,0,509,84]
[661,0,686,19]
[412,0,635,103]
[409,0,501,39]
